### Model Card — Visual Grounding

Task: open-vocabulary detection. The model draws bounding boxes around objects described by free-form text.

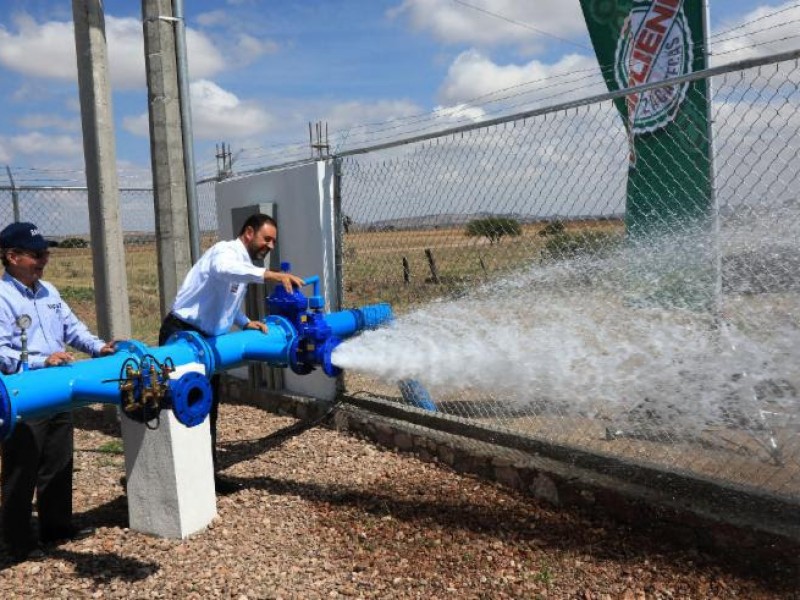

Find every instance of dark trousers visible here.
[159,314,222,473]
[1,412,74,548]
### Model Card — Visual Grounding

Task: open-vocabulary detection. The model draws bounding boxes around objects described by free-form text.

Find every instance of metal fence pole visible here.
[5,166,20,222]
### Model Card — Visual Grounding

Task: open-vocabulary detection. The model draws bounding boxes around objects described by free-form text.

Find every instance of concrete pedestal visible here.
[121,410,216,538]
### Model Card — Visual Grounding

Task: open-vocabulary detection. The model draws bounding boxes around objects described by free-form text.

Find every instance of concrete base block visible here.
[121,410,217,539]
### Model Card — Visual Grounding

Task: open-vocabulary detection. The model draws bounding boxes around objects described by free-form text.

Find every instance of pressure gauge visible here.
[16,314,32,330]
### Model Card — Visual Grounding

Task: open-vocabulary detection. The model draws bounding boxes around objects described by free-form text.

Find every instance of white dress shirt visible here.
[170,238,265,336]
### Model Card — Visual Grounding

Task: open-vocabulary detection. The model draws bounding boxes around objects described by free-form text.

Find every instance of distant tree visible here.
[342,214,353,234]
[59,237,89,248]
[465,217,522,244]
[538,220,565,237]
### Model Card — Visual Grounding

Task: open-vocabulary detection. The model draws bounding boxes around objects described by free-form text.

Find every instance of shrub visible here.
[542,230,620,260]
[465,217,522,244]
[59,237,89,248]
[538,220,565,237]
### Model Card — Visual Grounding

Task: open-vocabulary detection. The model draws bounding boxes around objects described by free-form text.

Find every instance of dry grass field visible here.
[342,220,623,310]
[47,245,162,346]
[45,219,624,342]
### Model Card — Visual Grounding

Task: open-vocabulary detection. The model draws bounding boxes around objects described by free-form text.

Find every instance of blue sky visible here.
[0,0,796,183]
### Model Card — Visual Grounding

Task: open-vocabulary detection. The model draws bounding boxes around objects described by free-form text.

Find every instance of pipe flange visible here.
[165,331,216,375]
[288,337,314,375]
[321,337,342,377]
[168,371,213,427]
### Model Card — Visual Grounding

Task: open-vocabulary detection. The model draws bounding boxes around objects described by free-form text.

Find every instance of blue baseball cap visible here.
[0,222,58,251]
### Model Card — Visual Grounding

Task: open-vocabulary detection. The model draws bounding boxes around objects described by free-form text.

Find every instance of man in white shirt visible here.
[159,214,303,493]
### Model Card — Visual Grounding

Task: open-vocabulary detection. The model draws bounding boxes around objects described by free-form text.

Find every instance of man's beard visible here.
[250,248,270,262]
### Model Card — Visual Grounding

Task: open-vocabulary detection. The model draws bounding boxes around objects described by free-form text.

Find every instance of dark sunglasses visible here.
[12,248,51,260]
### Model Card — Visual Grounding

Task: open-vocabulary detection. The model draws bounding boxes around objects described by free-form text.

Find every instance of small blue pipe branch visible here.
[0,271,393,441]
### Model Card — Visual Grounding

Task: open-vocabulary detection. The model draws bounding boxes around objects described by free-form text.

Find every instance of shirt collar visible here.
[235,237,252,261]
[2,271,42,297]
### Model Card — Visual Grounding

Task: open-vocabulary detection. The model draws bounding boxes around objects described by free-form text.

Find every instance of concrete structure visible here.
[216,161,339,401]
[72,0,132,345]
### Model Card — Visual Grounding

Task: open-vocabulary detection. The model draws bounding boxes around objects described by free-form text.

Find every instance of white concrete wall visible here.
[215,161,338,400]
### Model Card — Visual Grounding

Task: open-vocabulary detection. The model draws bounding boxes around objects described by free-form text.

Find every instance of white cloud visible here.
[184,28,227,80]
[711,2,800,64]
[16,113,81,132]
[121,113,150,138]
[196,10,229,27]
[318,99,423,149]
[123,80,273,140]
[235,33,279,61]
[1,132,83,159]
[430,103,487,123]
[437,49,598,106]
[190,80,273,139]
[390,0,585,52]
[0,13,225,90]
[0,14,75,80]
[325,100,421,130]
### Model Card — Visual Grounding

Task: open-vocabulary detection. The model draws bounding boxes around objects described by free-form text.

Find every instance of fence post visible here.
[425,248,440,284]
[402,256,410,284]
[5,166,20,222]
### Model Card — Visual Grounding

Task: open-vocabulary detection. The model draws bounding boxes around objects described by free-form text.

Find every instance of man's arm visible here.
[209,244,267,284]
[60,297,109,357]
[264,270,305,293]
[0,304,24,373]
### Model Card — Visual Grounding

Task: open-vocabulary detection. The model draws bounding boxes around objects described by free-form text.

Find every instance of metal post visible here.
[703,0,722,320]
[171,0,201,263]
[5,166,20,222]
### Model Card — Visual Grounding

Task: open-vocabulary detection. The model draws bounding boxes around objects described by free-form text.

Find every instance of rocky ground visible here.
[0,403,797,599]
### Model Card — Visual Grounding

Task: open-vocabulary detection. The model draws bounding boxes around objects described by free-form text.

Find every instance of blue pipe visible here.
[398,379,437,411]
[0,274,394,441]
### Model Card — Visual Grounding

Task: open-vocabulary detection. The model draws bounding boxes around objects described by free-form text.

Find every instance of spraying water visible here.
[333,205,800,445]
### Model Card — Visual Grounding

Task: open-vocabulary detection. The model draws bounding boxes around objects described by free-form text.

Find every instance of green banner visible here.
[580,0,716,310]
[579,0,713,237]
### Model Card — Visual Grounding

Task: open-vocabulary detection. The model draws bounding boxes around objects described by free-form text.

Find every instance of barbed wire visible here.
[7,4,800,181]
[233,6,800,169]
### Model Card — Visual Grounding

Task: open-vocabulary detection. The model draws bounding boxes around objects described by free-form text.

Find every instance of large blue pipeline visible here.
[0,272,393,441]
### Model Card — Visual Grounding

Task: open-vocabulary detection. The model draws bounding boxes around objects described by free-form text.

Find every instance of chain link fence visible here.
[0,180,219,345]
[336,51,800,507]
[2,50,798,522]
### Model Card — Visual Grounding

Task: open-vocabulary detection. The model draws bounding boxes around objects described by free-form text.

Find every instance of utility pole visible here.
[142,0,192,316]
[136,0,217,539]
[71,0,131,344]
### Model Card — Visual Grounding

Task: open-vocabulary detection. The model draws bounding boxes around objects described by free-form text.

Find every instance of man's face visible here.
[243,222,276,262]
[5,248,50,287]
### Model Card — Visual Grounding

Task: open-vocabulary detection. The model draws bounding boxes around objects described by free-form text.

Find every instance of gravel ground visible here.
[1,403,797,599]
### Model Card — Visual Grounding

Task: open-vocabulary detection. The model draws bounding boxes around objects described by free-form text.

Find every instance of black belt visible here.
[164,312,210,337]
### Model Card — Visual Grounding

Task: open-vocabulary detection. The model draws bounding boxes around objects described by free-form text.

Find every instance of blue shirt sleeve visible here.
[58,296,106,357]
[0,300,23,374]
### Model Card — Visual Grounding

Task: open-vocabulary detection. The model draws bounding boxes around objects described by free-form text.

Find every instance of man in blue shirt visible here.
[0,222,116,562]
[159,213,302,494]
